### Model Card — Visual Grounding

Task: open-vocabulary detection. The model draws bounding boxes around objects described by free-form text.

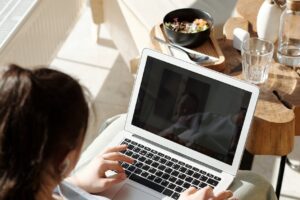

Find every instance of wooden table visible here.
[222,0,300,157]
[219,0,300,197]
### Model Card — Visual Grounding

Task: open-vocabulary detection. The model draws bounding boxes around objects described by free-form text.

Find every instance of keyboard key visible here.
[132,153,139,159]
[138,156,146,162]
[158,165,166,171]
[148,175,156,181]
[164,155,171,160]
[171,158,178,163]
[134,161,143,168]
[124,138,131,142]
[175,179,184,186]
[192,167,199,172]
[187,169,194,176]
[121,162,129,169]
[138,144,144,148]
[151,149,158,154]
[165,168,172,174]
[179,167,187,173]
[142,165,150,171]
[173,164,180,170]
[162,173,170,180]
[200,176,208,182]
[131,141,137,145]
[141,171,149,178]
[128,144,134,150]
[159,158,167,164]
[153,156,160,161]
[161,180,169,187]
[140,150,147,155]
[214,176,221,181]
[158,152,165,157]
[175,186,184,193]
[168,183,176,190]
[145,159,153,165]
[155,170,163,177]
[146,153,154,158]
[172,192,180,200]
[166,161,174,167]
[154,177,163,184]
[171,171,179,176]
[145,147,151,151]
[178,173,186,180]
[200,170,207,175]
[185,164,192,169]
[185,176,193,183]
[183,182,191,189]
[169,176,177,182]
[125,151,133,156]
[178,161,185,166]
[207,178,218,186]
[135,168,142,175]
[129,174,164,193]
[199,182,208,188]
[128,166,136,172]
[192,179,200,185]
[163,189,173,197]
[149,167,156,174]
[133,147,141,153]
[207,173,214,178]
[151,162,159,168]
[193,173,201,179]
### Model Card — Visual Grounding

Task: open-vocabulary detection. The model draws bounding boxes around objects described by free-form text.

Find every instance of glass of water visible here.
[241,38,274,84]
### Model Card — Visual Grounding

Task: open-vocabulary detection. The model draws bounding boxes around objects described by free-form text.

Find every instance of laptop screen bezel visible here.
[125,49,259,176]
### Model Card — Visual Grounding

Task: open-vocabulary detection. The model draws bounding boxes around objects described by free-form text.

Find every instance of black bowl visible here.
[163,8,213,48]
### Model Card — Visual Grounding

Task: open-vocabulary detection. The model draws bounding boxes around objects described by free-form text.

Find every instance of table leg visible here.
[240,149,254,170]
[276,156,287,199]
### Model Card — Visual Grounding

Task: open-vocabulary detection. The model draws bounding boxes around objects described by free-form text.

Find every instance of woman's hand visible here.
[179,186,235,200]
[66,145,134,194]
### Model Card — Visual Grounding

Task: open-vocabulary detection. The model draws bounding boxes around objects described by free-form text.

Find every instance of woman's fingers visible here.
[193,186,214,199]
[101,160,125,173]
[102,152,134,164]
[101,173,127,189]
[103,145,128,154]
[183,187,198,195]
[214,190,233,200]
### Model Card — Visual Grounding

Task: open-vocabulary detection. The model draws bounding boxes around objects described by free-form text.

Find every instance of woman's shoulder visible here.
[54,181,109,200]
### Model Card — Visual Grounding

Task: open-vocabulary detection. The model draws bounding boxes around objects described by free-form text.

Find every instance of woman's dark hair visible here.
[0,65,89,200]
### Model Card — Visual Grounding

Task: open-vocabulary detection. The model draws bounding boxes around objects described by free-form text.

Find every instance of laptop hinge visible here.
[133,135,222,173]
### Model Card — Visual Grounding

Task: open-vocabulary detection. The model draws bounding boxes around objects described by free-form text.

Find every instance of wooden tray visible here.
[150,24,225,72]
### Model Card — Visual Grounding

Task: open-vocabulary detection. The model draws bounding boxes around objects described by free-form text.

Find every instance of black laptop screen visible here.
[132,56,251,165]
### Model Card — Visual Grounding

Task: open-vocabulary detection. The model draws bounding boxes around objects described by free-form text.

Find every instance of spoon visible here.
[154,36,209,63]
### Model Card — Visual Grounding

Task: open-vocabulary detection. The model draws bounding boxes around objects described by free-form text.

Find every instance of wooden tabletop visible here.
[148,0,299,156]
[220,0,300,156]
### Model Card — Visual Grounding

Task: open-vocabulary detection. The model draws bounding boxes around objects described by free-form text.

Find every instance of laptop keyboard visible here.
[120,139,221,200]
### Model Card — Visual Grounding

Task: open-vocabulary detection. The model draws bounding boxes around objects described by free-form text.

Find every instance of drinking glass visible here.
[241,38,274,84]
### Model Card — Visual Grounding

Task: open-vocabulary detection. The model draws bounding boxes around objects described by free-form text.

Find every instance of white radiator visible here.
[0,0,85,68]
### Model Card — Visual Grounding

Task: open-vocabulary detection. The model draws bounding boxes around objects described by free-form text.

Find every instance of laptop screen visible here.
[132,56,251,165]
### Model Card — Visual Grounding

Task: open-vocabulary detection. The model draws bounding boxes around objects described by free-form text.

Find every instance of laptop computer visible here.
[102,49,259,200]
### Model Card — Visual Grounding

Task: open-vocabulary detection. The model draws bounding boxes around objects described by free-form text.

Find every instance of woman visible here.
[0,65,234,200]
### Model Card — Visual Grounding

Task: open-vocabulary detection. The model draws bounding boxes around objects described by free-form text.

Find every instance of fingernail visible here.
[226,191,233,198]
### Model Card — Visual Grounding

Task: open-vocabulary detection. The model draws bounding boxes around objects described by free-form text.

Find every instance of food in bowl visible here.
[164,18,209,33]
[163,8,213,47]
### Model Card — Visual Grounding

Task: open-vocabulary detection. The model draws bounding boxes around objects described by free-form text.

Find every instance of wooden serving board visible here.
[150,24,225,72]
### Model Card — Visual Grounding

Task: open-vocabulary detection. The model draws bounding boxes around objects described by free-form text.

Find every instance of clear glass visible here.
[241,38,274,84]
[277,9,300,67]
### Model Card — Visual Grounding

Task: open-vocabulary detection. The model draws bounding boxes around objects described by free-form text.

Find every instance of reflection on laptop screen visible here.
[132,56,251,165]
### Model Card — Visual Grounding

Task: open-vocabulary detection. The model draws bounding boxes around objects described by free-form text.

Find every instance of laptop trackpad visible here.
[112,184,160,200]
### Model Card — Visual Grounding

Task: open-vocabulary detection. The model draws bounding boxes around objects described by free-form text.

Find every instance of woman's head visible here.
[0,65,89,199]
